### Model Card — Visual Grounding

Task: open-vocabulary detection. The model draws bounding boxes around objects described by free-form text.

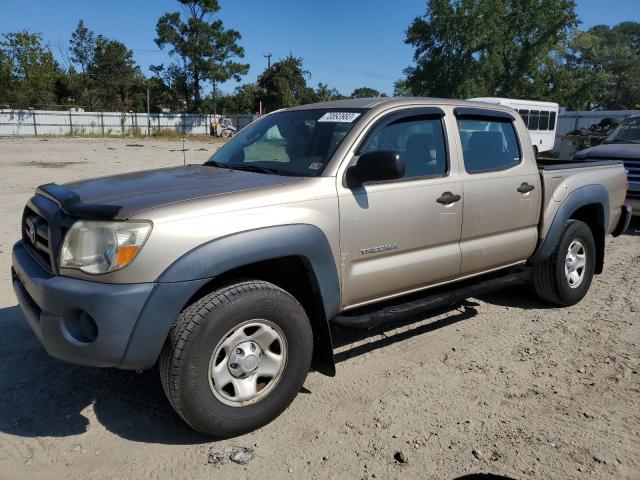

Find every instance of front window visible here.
[206,109,364,176]
[605,117,640,144]
[360,116,448,178]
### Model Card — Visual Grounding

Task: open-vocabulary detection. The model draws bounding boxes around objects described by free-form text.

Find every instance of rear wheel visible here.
[533,219,595,306]
[159,280,313,437]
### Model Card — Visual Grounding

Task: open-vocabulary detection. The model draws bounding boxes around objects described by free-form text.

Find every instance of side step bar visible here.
[332,268,531,330]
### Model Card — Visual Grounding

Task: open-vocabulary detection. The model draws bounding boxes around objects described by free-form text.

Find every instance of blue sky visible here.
[1,0,638,96]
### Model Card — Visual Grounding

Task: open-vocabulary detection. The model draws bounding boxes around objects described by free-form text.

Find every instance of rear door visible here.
[453,108,541,275]
[337,108,463,308]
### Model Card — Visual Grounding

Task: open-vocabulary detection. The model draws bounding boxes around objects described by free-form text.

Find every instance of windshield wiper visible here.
[204,160,230,168]
[227,164,291,175]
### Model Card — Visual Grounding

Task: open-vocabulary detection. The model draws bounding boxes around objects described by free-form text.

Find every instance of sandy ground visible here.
[0,137,639,480]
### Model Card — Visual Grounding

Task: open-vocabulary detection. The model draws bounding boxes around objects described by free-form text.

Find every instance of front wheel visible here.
[159,280,313,437]
[533,219,595,306]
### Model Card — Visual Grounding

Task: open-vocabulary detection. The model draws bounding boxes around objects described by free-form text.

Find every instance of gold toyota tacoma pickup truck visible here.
[11,97,632,437]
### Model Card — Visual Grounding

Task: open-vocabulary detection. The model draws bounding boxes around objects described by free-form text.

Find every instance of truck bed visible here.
[536,158,628,241]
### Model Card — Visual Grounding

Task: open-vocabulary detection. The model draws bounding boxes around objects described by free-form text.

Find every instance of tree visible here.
[558,22,640,109]
[229,83,261,113]
[0,31,62,108]
[149,63,190,111]
[402,0,578,99]
[88,36,145,110]
[351,86,385,98]
[313,83,347,102]
[0,48,11,106]
[393,79,412,97]
[155,0,249,112]
[69,20,96,75]
[205,83,261,114]
[257,56,315,111]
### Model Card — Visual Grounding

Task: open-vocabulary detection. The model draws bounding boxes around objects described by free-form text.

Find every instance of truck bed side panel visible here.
[538,163,628,240]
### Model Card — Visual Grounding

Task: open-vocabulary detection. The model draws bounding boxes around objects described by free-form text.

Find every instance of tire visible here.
[159,280,313,437]
[533,219,595,306]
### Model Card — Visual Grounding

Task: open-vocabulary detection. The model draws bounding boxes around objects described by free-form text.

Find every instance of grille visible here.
[23,206,53,270]
[623,158,640,184]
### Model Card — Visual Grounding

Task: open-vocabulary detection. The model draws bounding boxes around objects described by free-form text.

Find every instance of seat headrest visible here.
[406,133,434,156]
[469,131,504,155]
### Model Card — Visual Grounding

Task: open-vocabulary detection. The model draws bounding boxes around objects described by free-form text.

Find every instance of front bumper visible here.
[12,241,154,368]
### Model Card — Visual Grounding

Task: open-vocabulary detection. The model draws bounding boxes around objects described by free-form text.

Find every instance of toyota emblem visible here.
[27,222,37,245]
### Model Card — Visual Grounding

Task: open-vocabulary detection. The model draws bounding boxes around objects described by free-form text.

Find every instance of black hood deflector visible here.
[35,165,301,220]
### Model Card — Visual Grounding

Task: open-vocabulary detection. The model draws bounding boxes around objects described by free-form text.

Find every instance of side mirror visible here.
[346,150,404,187]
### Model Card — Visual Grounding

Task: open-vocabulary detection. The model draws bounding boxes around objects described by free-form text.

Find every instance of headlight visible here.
[59,220,152,274]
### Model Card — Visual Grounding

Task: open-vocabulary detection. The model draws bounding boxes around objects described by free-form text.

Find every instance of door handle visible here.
[436,192,461,205]
[517,183,535,194]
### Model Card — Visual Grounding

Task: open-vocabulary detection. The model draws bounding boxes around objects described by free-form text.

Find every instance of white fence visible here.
[0,109,258,136]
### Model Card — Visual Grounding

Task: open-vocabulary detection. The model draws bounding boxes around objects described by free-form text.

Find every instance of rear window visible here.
[457,118,521,173]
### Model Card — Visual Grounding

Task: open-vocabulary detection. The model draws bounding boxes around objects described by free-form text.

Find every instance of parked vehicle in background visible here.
[11,97,631,438]
[574,114,640,215]
[469,97,559,155]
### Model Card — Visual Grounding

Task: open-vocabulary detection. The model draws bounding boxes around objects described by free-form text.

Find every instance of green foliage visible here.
[0,31,62,108]
[557,23,640,109]
[403,0,578,99]
[69,20,96,75]
[393,79,412,97]
[87,35,145,110]
[212,83,261,114]
[351,86,385,98]
[155,0,249,112]
[257,56,316,111]
[314,83,348,102]
[3,2,637,115]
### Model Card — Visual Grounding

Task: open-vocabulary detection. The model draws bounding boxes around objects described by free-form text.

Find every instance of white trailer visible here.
[469,97,559,154]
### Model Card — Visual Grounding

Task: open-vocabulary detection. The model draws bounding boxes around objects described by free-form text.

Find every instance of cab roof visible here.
[286,96,516,113]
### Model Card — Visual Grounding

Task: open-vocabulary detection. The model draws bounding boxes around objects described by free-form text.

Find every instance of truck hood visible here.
[62,165,301,219]
[574,143,640,160]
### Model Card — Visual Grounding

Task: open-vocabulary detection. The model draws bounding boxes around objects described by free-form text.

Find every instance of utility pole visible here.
[146,86,151,137]
[263,53,273,69]
[212,80,217,121]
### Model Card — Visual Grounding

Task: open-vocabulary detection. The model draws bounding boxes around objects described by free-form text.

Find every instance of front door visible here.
[338,110,463,309]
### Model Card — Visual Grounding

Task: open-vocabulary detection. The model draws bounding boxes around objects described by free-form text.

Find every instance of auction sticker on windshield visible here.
[318,112,361,123]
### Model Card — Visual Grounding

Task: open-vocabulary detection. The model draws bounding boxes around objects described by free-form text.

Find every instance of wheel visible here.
[159,280,313,437]
[533,220,595,306]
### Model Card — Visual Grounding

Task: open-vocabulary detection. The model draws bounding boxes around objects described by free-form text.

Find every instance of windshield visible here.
[206,109,365,176]
[605,117,640,144]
